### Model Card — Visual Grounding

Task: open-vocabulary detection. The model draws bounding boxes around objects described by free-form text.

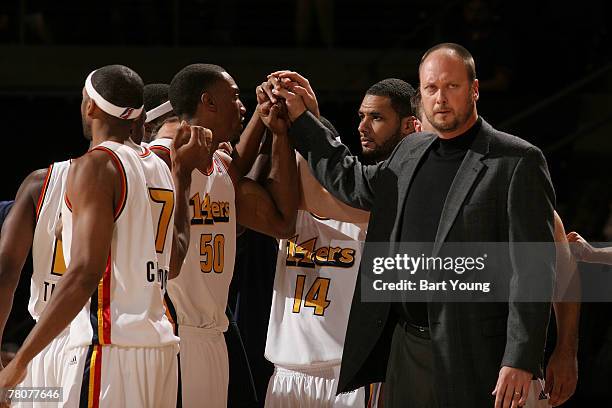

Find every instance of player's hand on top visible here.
[269,70,320,118]
[256,80,277,105]
[258,101,289,136]
[264,74,307,123]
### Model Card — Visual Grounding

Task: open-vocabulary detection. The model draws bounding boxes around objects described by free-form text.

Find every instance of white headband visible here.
[85,70,143,120]
[145,100,173,123]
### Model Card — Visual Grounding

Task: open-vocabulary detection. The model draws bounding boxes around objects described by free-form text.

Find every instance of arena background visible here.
[1,0,611,406]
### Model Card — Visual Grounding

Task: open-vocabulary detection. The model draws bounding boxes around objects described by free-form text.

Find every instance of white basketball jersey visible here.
[29,160,70,321]
[148,137,172,156]
[61,141,178,348]
[126,139,175,274]
[166,152,236,332]
[265,210,367,368]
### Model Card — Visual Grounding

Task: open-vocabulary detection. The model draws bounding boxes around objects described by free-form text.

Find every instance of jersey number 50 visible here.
[200,233,225,273]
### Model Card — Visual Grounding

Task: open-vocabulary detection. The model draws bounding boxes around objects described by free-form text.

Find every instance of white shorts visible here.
[265,365,365,408]
[60,343,178,408]
[178,325,228,408]
[14,329,69,408]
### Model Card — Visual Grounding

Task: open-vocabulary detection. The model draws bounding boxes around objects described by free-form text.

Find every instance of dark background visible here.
[1,0,611,406]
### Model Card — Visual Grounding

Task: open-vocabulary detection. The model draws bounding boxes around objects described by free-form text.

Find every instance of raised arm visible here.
[222,102,298,239]
[270,72,380,210]
[169,123,213,279]
[230,104,266,177]
[0,169,46,369]
[297,153,369,223]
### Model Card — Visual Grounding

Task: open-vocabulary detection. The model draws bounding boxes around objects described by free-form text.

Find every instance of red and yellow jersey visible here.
[29,160,70,321]
[265,210,367,368]
[61,141,178,348]
[166,152,236,333]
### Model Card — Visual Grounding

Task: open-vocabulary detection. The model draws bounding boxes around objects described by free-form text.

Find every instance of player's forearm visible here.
[553,302,580,352]
[232,114,265,177]
[13,266,99,367]
[267,130,298,235]
[0,285,17,352]
[169,170,192,279]
[0,258,26,349]
[587,246,612,265]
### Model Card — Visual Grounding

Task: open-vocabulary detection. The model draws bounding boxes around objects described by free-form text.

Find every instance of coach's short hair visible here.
[169,64,226,118]
[419,43,477,84]
[366,78,416,118]
[91,65,144,109]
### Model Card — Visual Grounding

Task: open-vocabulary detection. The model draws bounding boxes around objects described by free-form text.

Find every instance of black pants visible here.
[384,322,438,408]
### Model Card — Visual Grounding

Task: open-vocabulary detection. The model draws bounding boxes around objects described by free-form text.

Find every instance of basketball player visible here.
[0,65,207,407]
[143,83,178,145]
[165,63,297,407]
[261,74,417,407]
[0,159,71,404]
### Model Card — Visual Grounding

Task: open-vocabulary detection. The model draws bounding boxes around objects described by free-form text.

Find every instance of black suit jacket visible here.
[290,112,556,407]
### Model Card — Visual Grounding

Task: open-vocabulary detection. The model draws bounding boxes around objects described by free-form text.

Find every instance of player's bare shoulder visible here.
[23,167,51,205]
[66,148,123,202]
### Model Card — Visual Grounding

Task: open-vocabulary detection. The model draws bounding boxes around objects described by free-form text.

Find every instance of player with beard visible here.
[275,43,556,408]
[260,73,417,407]
[359,79,418,164]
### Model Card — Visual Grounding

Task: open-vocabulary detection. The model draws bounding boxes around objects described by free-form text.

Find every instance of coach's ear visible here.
[472,79,480,102]
[200,92,217,112]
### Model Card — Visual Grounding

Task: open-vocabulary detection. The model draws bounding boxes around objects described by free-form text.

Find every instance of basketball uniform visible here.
[60,141,179,408]
[15,161,71,408]
[126,138,175,277]
[166,152,236,408]
[148,137,172,158]
[265,210,368,407]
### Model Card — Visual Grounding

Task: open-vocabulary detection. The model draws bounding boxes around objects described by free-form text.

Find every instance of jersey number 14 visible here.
[292,275,331,316]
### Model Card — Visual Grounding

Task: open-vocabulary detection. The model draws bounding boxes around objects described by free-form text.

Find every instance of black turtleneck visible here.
[394,117,481,327]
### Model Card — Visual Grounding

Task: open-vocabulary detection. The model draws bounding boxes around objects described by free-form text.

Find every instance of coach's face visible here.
[211,72,246,143]
[419,50,478,138]
[358,95,411,162]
